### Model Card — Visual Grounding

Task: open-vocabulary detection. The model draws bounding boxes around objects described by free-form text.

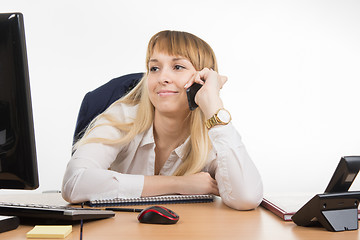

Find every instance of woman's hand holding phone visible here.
[185,68,227,119]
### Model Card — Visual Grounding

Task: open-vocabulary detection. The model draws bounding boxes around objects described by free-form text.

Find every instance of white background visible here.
[1,0,360,196]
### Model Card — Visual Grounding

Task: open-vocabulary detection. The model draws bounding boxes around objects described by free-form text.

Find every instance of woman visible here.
[62,30,263,210]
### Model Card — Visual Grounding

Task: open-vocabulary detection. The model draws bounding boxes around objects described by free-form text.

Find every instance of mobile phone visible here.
[186,83,202,110]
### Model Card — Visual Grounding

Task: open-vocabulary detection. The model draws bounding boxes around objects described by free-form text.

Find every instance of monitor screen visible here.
[0,12,39,190]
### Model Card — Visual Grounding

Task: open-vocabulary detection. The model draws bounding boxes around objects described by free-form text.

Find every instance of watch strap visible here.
[205,108,231,129]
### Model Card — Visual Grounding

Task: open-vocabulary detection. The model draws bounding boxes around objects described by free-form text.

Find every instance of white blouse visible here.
[62,103,263,210]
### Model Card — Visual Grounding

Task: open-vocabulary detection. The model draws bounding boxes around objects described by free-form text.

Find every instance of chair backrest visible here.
[73,72,144,144]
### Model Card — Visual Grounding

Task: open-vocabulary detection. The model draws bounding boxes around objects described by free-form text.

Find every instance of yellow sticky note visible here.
[26,225,72,239]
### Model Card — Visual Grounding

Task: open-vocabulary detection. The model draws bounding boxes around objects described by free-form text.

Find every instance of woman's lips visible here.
[157,90,179,97]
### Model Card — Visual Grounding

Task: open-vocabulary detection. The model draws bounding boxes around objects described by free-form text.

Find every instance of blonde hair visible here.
[75,30,218,176]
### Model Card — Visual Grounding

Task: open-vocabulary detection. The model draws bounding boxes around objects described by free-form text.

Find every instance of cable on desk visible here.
[80,203,84,240]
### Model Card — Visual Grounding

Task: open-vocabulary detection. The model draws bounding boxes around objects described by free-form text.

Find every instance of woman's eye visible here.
[174,65,185,70]
[150,66,159,72]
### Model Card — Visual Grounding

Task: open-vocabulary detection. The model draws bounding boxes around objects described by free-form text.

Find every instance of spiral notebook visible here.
[86,194,214,207]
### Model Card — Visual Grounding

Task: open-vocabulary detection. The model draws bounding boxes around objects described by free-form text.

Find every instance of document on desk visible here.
[261,193,360,221]
[86,194,214,207]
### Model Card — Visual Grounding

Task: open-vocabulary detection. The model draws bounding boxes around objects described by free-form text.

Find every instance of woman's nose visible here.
[158,68,172,84]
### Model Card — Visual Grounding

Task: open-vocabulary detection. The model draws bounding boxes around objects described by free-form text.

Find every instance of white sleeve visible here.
[206,123,263,210]
[62,122,144,203]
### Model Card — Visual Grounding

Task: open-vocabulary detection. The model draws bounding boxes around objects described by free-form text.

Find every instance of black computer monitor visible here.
[0,12,39,190]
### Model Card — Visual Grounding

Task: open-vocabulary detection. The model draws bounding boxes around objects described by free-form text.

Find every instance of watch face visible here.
[217,109,231,123]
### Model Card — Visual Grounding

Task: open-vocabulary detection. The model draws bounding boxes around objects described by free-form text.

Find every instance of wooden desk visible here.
[0,193,359,240]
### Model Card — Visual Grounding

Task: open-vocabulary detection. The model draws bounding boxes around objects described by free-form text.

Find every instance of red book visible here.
[261,197,297,221]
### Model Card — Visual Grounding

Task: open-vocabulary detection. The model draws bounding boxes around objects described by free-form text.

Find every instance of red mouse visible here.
[137,206,179,224]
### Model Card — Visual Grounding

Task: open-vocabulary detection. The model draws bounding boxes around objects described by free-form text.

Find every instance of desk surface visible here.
[0,193,359,240]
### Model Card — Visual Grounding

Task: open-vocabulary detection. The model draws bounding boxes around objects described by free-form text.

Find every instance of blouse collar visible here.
[139,124,190,160]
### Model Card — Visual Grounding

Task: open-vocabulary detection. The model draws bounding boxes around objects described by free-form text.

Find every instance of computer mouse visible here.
[137,206,179,224]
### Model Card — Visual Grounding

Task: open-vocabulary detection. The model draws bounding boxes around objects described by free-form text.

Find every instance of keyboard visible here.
[0,202,115,222]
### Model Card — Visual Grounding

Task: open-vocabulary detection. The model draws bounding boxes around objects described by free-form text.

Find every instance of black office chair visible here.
[73,72,144,144]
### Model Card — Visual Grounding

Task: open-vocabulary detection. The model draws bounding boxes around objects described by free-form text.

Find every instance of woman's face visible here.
[147,51,196,117]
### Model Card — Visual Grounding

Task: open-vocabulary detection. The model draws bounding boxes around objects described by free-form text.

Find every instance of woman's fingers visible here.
[198,68,227,89]
[184,72,204,89]
[177,172,219,195]
[184,68,227,90]
[211,178,220,196]
[219,75,228,89]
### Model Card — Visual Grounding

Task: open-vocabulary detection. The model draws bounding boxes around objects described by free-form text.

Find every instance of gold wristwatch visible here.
[205,108,232,129]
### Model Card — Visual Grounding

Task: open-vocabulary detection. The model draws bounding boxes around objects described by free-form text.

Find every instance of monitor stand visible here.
[0,215,19,233]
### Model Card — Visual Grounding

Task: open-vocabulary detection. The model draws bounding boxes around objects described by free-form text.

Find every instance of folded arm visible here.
[62,141,145,203]
[207,123,263,210]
